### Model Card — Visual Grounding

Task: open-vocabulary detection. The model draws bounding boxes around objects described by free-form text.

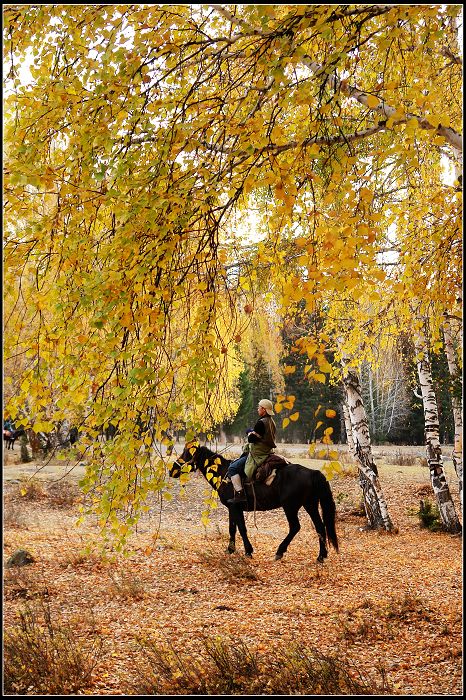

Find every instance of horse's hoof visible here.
[226,548,235,555]
[316,555,325,564]
[245,553,253,558]
[274,553,283,561]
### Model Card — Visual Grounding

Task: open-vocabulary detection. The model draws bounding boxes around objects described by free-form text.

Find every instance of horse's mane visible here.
[197,445,231,470]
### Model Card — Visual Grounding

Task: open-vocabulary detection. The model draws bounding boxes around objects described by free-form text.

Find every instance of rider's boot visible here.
[228,474,247,504]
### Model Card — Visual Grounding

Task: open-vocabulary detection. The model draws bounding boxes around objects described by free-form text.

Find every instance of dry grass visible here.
[3,596,104,695]
[131,634,386,695]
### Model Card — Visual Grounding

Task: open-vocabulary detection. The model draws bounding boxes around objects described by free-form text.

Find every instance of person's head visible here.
[258,399,274,416]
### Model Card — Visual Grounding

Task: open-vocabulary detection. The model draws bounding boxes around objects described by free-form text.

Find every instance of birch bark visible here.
[442,316,463,509]
[342,401,355,456]
[341,361,394,531]
[414,322,462,533]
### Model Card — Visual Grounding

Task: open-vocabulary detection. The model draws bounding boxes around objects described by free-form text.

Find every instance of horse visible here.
[3,428,25,450]
[170,442,339,563]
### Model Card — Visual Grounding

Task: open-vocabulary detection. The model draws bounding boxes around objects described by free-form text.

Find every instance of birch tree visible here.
[341,401,356,457]
[341,358,394,531]
[442,314,463,508]
[360,350,412,443]
[414,318,462,534]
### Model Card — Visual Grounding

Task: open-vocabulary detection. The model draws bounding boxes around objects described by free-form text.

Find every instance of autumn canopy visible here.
[3,4,462,542]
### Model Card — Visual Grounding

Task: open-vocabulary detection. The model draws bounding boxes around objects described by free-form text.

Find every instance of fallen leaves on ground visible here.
[3,461,462,695]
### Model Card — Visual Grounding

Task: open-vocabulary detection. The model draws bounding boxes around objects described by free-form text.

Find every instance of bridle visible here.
[173,445,198,472]
[173,444,232,487]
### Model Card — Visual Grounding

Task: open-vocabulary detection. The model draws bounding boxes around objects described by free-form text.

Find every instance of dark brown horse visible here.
[170,442,339,563]
[3,428,25,450]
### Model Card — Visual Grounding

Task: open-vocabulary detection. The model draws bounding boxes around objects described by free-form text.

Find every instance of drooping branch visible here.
[301,55,463,154]
[209,5,462,154]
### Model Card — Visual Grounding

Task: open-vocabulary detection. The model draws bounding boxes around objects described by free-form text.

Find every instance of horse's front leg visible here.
[229,505,253,557]
[227,509,237,554]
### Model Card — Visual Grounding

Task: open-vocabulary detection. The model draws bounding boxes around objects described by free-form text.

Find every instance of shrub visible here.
[385,451,419,467]
[109,570,146,600]
[131,634,388,695]
[385,590,433,622]
[17,477,46,501]
[3,598,104,695]
[417,499,443,531]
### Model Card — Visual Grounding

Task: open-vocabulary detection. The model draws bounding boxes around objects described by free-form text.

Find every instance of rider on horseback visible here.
[227,399,277,504]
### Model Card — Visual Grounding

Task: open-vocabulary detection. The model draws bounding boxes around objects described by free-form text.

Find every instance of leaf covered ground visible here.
[3,450,463,695]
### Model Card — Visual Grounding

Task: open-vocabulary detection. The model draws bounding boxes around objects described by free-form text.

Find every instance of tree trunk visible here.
[57,418,71,447]
[19,433,32,463]
[367,365,377,438]
[342,362,394,531]
[443,316,463,508]
[414,323,462,533]
[342,401,355,456]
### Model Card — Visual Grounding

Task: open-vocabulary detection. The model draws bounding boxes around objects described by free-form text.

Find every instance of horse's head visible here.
[169,440,200,478]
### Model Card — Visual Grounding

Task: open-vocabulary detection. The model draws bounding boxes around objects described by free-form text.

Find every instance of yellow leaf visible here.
[283,365,296,374]
[325,409,336,418]
[366,94,380,108]
[32,420,54,433]
[290,412,299,422]
[282,417,290,429]
[406,117,419,130]
[360,187,373,202]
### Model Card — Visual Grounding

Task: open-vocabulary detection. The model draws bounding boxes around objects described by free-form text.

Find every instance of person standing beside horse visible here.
[228,399,277,504]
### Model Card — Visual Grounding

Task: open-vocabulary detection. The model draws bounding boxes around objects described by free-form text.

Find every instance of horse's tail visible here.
[318,473,339,552]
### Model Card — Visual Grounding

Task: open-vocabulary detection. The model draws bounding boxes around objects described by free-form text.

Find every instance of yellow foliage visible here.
[2,2,462,549]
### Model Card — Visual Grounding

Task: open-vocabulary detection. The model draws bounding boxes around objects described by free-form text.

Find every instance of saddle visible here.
[254,453,289,484]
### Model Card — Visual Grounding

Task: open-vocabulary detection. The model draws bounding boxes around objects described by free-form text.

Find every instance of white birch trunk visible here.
[342,401,356,456]
[341,361,394,531]
[57,418,71,447]
[414,324,462,533]
[367,366,376,437]
[442,317,463,509]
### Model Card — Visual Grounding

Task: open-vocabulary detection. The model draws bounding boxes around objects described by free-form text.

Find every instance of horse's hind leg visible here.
[304,503,328,563]
[275,506,301,561]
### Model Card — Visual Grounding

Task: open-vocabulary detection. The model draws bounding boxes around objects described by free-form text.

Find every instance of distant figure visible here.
[4,419,23,450]
[4,418,14,435]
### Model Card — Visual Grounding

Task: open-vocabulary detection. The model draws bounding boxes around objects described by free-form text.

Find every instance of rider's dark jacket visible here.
[244,414,277,479]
